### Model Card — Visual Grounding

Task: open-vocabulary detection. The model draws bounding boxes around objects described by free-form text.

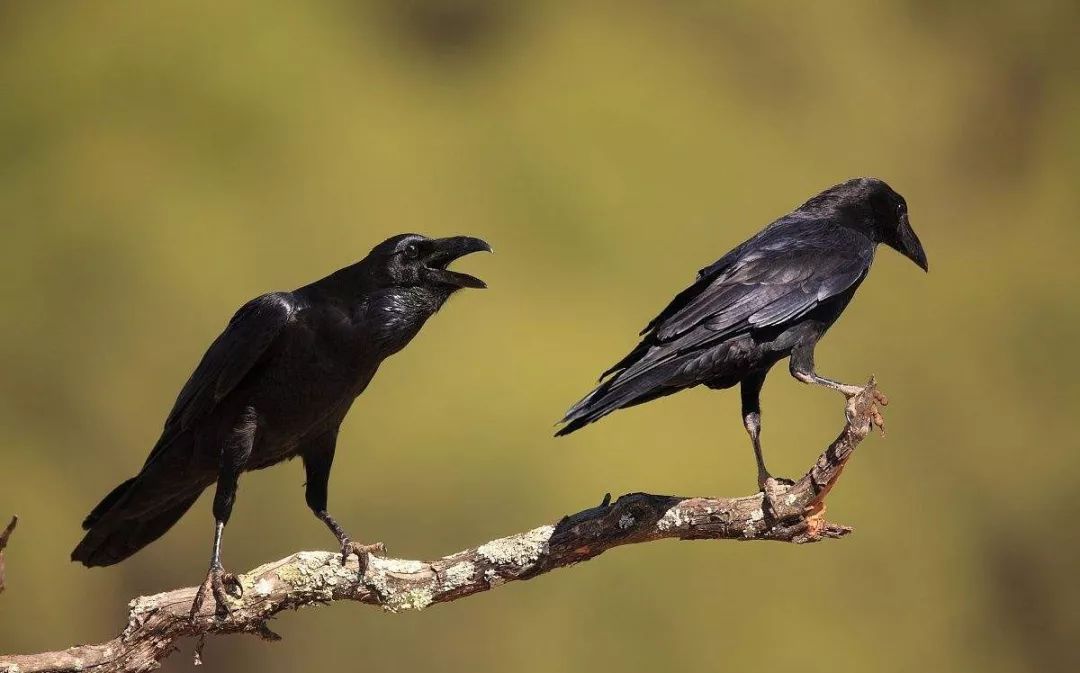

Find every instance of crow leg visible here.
[190,521,242,619]
[190,408,255,620]
[790,343,868,398]
[314,511,386,574]
[741,372,795,520]
[302,429,385,575]
[790,343,888,434]
[740,372,772,488]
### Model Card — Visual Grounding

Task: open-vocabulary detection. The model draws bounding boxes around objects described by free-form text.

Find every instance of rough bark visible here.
[0,380,887,673]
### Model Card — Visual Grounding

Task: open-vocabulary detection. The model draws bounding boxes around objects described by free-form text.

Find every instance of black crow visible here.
[72,234,491,616]
[557,178,927,493]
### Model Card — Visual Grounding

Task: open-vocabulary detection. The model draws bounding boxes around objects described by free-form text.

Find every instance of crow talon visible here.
[871,406,887,437]
[222,571,243,598]
[191,565,240,619]
[761,476,800,521]
[341,540,387,575]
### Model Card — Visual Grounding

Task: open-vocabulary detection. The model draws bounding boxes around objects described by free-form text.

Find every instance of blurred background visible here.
[2,1,1079,671]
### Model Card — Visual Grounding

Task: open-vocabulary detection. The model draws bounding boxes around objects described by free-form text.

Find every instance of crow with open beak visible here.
[72,233,491,617]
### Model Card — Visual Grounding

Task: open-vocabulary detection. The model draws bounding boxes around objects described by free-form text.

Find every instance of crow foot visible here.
[843,383,888,436]
[761,476,801,522]
[340,539,386,575]
[190,564,243,619]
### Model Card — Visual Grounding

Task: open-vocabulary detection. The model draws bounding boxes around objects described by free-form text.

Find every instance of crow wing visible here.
[147,292,296,462]
[654,222,871,339]
[72,292,296,566]
[611,221,873,377]
[558,221,874,433]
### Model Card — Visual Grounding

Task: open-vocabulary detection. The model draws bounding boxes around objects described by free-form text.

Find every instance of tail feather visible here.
[82,477,137,530]
[72,489,202,567]
[74,430,210,567]
[556,356,687,436]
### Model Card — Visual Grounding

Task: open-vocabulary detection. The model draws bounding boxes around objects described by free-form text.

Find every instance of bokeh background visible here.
[2,1,1079,671]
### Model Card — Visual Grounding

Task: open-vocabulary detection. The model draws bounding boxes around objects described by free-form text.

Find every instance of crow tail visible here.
[555,358,685,436]
[81,477,137,530]
[72,482,203,568]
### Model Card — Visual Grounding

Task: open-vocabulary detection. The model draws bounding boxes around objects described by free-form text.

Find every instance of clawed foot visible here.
[190,564,243,619]
[760,475,799,521]
[339,538,387,575]
[842,383,888,436]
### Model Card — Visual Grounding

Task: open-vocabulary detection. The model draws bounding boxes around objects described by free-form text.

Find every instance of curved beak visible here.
[423,236,492,289]
[898,214,928,272]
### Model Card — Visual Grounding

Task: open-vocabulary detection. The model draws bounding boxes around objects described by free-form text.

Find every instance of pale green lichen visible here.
[276,552,354,601]
[363,556,438,612]
[374,557,427,574]
[442,561,475,590]
[385,586,435,612]
[297,551,333,570]
[364,564,393,601]
[477,525,553,567]
[618,514,635,529]
[276,564,306,587]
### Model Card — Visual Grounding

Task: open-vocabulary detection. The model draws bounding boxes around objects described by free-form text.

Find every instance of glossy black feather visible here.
[557,177,925,436]
[142,293,294,466]
[73,234,490,566]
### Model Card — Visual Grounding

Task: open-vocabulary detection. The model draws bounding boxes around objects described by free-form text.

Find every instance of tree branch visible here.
[0,380,887,673]
[0,516,17,596]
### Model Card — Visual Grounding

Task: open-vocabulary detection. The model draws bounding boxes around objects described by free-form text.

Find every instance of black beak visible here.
[423,236,492,289]
[898,214,928,272]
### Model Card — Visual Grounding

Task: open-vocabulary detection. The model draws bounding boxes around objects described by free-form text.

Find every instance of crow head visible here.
[368,233,492,290]
[815,177,928,272]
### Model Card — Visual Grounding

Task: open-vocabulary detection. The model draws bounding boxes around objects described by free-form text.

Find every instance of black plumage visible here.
[72,233,490,615]
[557,177,927,489]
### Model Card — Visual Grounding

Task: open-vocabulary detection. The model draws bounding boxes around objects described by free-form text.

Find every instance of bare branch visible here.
[0,381,886,673]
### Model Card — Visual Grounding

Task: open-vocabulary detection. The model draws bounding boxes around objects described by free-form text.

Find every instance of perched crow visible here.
[557,178,927,492]
[72,234,491,616]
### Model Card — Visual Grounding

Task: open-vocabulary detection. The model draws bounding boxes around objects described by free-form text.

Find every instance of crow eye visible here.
[403,242,420,259]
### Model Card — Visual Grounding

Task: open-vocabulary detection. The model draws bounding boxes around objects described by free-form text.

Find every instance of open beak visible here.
[899,214,929,272]
[423,236,492,289]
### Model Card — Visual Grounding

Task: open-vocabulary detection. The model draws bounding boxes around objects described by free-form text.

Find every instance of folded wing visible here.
[147,292,296,465]
[558,221,873,434]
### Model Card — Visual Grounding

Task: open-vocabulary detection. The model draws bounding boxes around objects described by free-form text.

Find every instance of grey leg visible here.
[190,408,255,619]
[740,371,771,488]
[302,429,385,573]
[790,343,864,397]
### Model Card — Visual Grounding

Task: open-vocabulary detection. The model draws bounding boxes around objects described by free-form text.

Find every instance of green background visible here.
[2,1,1078,671]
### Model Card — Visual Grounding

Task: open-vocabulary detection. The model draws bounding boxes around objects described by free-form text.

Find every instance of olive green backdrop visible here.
[2,1,1078,671]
